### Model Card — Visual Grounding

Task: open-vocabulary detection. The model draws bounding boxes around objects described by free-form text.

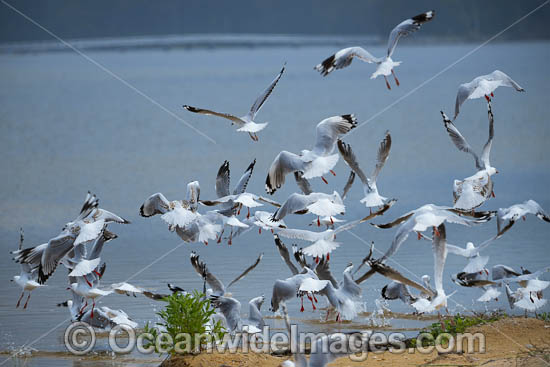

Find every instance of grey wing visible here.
[355,268,376,284]
[265,151,307,195]
[271,279,297,312]
[441,111,482,170]
[88,208,130,224]
[341,171,356,200]
[189,251,225,295]
[186,181,201,209]
[337,140,369,186]
[77,191,99,221]
[342,270,362,298]
[294,171,313,195]
[293,245,312,270]
[210,295,241,332]
[371,211,414,230]
[377,217,416,262]
[273,235,299,275]
[39,232,76,284]
[387,11,435,57]
[313,115,357,156]
[88,229,117,260]
[140,193,171,217]
[215,161,231,198]
[432,224,447,292]
[273,193,311,221]
[454,83,473,120]
[315,256,338,287]
[232,159,256,195]
[314,46,378,76]
[492,264,520,281]
[489,70,525,91]
[370,131,392,184]
[480,101,494,169]
[371,262,435,298]
[247,63,285,120]
[183,105,244,125]
[226,253,263,289]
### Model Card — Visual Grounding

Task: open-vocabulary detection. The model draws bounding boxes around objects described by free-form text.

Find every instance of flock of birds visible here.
[9,9,550,365]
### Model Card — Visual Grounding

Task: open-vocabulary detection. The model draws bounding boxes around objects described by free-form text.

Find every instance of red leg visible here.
[23,293,31,309]
[16,292,24,308]
[391,69,400,86]
[300,296,304,312]
[91,301,95,318]
[329,170,336,176]
[433,226,440,237]
[204,241,208,246]
[384,76,391,90]
[326,253,330,261]
[83,275,92,287]
[325,309,330,321]
[321,176,328,184]
[247,208,250,219]
[417,232,422,240]
[491,191,495,198]
[317,217,321,227]
[258,228,262,234]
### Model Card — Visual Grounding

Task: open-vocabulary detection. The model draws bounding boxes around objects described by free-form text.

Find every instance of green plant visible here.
[536,312,550,322]
[143,290,225,355]
[415,311,506,347]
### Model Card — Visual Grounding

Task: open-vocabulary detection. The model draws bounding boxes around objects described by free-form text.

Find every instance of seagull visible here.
[454,70,524,120]
[189,251,263,297]
[69,272,113,319]
[271,210,386,260]
[270,191,345,225]
[299,263,362,321]
[411,224,455,313]
[59,290,137,328]
[13,192,129,284]
[11,229,45,309]
[380,275,433,308]
[210,294,265,333]
[441,101,496,211]
[496,199,550,234]
[314,11,435,89]
[337,131,392,209]
[371,204,492,262]
[265,114,357,194]
[183,63,285,141]
[270,267,319,313]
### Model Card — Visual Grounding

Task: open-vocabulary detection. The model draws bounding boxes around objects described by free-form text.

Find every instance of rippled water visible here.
[0,40,549,366]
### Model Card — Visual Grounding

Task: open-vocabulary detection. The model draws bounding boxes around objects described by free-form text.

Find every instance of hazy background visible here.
[1,0,549,44]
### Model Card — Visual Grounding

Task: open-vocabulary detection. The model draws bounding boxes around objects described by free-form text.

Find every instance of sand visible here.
[162,317,550,367]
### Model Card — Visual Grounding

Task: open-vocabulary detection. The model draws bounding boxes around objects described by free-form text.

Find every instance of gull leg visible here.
[247,207,250,219]
[91,301,95,319]
[248,132,256,141]
[384,76,391,90]
[79,300,88,315]
[317,217,321,227]
[228,229,233,246]
[484,94,491,102]
[217,228,225,244]
[491,92,494,97]
[325,309,330,321]
[417,232,422,240]
[254,133,259,141]
[258,227,262,235]
[491,191,495,198]
[83,275,92,287]
[321,176,328,184]
[329,170,336,176]
[23,293,31,309]
[16,292,24,308]
[433,226,440,237]
[391,69,400,86]
[300,296,304,312]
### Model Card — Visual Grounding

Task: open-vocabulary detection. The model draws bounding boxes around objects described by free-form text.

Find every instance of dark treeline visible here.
[1,0,549,43]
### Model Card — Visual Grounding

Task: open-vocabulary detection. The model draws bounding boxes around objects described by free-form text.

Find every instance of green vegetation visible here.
[409,311,506,347]
[143,290,225,355]
[536,312,550,322]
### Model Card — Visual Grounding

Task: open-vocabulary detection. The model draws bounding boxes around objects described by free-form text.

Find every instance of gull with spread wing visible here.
[11,229,45,309]
[454,70,524,120]
[265,114,357,194]
[337,131,392,210]
[314,11,435,89]
[441,101,496,211]
[183,63,285,141]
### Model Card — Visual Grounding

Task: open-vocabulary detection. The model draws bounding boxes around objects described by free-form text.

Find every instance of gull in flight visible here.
[314,11,435,89]
[11,229,45,309]
[380,275,433,309]
[371,203,492,263]
[13,192,129,284]
[337,131,393,210]
[299,262,362,321]
[265,114,357,194]
[454,70,524,120]
[441,101,496,211]
[496,199,550,234]
[189,251,263,297]
[269,191,345,225]
[183,63,285,141]
[210,294,265,333]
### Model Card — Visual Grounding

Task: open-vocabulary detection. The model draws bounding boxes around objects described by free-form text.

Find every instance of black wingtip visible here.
[246,159,256,173]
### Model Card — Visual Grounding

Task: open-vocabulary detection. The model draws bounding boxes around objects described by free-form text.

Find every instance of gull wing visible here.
[227,253,263,289]
[387,11,435,57]
[247,63,285,120]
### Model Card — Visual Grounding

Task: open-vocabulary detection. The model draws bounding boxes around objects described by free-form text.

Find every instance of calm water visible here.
[0,41,549,366]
